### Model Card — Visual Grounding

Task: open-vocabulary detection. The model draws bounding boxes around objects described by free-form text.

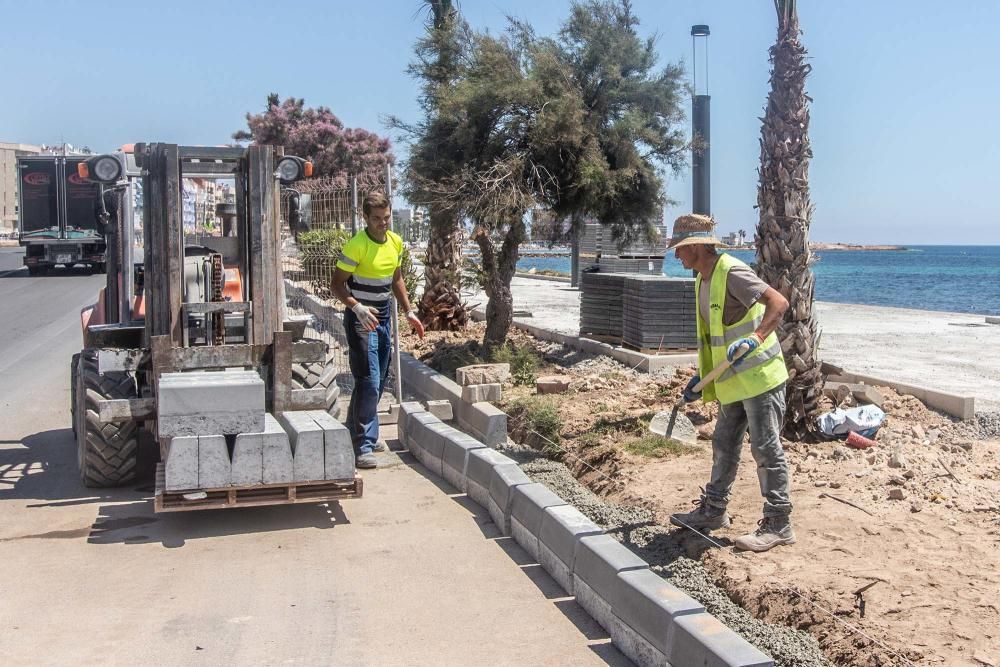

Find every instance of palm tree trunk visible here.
[418,205,468,330]
[755,0,823,439]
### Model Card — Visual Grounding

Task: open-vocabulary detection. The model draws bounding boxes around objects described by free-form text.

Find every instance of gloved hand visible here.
[406,310,425,339]
[726,333,762,366]
[682,375,702,403]
[351,302,379,332]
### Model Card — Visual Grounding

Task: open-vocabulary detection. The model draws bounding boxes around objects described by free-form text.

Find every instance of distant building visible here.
[721,231,750,248]
[0,142,43,235]
[393,206,427,243]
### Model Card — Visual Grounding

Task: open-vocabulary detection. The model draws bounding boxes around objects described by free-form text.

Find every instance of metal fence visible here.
[280,168,400,412]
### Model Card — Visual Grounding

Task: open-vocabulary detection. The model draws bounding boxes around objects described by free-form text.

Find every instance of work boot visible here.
[356,453,378,469]
[669,494,731,531]
[734,516,796,552]
[371,440,388,453]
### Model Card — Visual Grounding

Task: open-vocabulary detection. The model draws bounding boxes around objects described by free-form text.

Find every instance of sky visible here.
[3,0,998,245]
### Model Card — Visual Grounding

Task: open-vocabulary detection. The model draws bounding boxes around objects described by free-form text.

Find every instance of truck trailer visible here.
[17,154,107,275]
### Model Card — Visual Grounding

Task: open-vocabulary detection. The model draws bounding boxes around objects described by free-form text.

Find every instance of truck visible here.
[17,154,107,275]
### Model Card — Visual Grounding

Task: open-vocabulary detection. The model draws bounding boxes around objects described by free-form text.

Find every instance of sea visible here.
[514,245,1000,316]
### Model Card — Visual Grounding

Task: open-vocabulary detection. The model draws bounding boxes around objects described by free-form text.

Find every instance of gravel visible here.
[976,410,1000,439]
[502,445,830,667]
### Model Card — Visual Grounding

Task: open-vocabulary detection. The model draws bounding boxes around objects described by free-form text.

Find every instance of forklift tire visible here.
[70,352,80,438]
[75,349,140,487]
[292,357,340,416]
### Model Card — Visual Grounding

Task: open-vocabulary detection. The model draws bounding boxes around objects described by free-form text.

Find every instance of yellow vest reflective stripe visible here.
[695,254,788,405]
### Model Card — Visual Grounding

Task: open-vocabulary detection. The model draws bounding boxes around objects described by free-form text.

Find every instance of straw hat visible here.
[665,214,723,250]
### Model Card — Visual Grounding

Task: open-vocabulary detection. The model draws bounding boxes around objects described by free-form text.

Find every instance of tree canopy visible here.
[234,94,394,186]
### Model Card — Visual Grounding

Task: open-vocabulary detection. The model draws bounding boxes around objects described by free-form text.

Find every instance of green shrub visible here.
[491,343,539,386]
[508,396,563,453]
[624,434,697,459]
[399,246,419,312]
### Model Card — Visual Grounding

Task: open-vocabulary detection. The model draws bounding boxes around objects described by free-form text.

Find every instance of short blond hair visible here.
[363,191,391,217]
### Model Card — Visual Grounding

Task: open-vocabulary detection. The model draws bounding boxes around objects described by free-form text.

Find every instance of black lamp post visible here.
[691,24,711,216]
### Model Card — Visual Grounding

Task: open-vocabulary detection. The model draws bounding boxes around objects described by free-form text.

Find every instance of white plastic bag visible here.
[816,405,886,439]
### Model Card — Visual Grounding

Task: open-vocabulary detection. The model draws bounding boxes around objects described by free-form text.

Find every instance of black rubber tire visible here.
[91,262,106,274]
[27,266,46,276]
[292,354,340,416]
[70,352,81,438]
[75,349,140,487]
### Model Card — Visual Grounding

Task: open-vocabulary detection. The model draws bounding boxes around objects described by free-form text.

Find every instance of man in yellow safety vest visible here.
[666,214,795,552]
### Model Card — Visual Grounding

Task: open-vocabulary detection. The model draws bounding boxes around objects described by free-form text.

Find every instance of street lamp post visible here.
[691,24,711,216]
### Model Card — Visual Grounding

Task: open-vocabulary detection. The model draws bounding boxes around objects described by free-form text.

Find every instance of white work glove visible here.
[406,309,425,339]
[351,302,379,331]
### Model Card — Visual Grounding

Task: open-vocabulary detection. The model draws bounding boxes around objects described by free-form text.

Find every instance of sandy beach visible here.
[466,275,1000,412]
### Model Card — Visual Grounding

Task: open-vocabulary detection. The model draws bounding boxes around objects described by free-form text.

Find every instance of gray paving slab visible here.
[197,434,230,489]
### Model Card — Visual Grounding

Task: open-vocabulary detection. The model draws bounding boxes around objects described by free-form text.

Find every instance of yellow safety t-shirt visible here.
[336,229,403,307]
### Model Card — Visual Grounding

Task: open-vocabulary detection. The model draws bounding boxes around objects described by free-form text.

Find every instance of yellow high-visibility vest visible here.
[695,254,788,405]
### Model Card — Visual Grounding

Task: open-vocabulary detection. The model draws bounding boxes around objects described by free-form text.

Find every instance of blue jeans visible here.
[705,384,792,518]
[344,305,391,455]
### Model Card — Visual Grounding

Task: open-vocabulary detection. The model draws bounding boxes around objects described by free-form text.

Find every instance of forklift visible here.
[71,144,361,510]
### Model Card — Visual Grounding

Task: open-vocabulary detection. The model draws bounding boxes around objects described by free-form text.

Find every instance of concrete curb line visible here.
[400,368,774,666]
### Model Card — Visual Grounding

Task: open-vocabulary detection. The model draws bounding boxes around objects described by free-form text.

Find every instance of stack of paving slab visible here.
[396,400,773,667]
[621,275,698,351]
[160,369,354,491]
[579,272,627,339]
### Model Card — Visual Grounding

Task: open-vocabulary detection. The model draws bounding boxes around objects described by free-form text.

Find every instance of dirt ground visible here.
[402,323,1000,667]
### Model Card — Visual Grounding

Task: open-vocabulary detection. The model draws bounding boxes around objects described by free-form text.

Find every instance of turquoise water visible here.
[515,245,1000,316]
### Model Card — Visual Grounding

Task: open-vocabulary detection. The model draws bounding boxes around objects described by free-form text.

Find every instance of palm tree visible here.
[755,0,822,439]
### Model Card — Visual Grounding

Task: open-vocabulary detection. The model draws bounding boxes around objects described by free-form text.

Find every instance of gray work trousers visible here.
[704,383,792,518]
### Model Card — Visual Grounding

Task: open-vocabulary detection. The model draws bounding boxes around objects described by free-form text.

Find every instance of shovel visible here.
[649,343,748,446]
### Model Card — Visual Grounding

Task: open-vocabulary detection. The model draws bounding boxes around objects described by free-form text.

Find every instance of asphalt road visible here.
[0,271,624,666]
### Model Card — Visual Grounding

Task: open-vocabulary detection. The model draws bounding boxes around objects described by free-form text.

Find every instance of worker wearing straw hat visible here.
[667,214,795,552]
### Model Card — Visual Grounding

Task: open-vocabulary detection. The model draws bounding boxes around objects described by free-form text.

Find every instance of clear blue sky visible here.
[3,0,998,245]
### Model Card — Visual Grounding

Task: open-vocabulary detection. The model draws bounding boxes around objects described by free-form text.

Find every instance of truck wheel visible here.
[91,263,106,274]
[27,266,46,276]
[75,349,140,487]
[70,353,81,438]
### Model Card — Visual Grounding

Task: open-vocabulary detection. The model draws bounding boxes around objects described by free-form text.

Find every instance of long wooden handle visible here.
[692,343,749,393]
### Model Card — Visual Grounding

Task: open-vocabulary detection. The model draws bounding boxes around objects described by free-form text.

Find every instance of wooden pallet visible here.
[154,463,363,513]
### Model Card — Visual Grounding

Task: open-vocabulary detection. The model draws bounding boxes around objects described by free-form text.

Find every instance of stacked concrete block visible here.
[425,399,454,421]
[164,435,199,491]
[464,448,517,508]
[537,504,604,595]
[158,370,265,438]
[440,429,486,493]
[261,413,294,484]
[621,276,698,351]
[572,534,650,632]
[197,434,230,488]
[456,363,510,386]
[307,410,355,480]
[278,411,326,482]
[510,483,568,562]
[579,272,626,339]
[486,463,532,536]
[461,383,501,403]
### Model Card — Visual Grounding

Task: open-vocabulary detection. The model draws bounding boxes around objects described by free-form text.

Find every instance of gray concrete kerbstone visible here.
[414,421,452,476]
[165,435,199,491]
[573,534,648,631]
[440,429,486,493]
[278,411,325,482]
[158,370,265,438]
[487,463,532,536]
[231,430,263,485]
[461,383,501,403]
[261,413,293,484]
[456,400,508,447]
[408,411,443,457]
[197,434,230,489]
[307,410,355,480]
[397,401,426,448]
[537,505,604,595]
[613,569,706,656]
[509,483,568,561]
[465,447,516,508]
[669,612,774,667]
